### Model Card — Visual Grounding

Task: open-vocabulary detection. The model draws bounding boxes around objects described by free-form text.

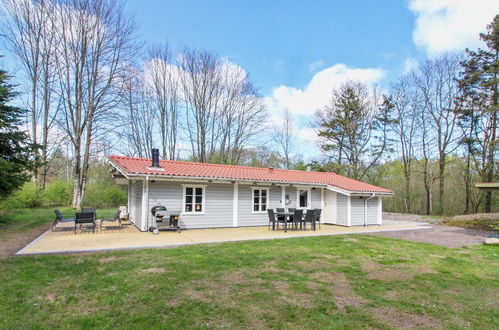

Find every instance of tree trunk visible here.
[438,152,445,214]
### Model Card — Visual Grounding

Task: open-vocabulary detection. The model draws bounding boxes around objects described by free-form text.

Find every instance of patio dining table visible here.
[275,211,296,232]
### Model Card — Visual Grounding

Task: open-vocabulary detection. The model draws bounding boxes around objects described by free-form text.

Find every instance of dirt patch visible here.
[371,306,440,328]
[383,291,400,301]
[310,271,368,311]
[139,267,166,274]
[361,260,380,272]
[99,256,119,264]
[343,237,360,243]
[366,225,490,248]
[184,288,210,302]
[367,265,436,282]
[0,222,51,258]
[330,272,368,312]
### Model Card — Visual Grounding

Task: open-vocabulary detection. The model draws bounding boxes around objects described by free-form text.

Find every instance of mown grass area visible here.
[1,235,497,328]
[441,218,499,233]
[0,207,117,240]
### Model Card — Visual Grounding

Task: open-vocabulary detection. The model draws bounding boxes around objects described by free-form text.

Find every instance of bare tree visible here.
[389,74,419,213]
[2,0,58,188]
[414,53,462,214]
[119,66,155,158]
[215,61,267,164]
[53,0,137,208]
[274,109,294,169]
[178,48,266,163]
[178,48,223,162]
[147,44,180,160]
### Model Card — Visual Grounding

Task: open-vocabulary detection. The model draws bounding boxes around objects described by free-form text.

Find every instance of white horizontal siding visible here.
[148,182,233,229]
[237,185,280,226]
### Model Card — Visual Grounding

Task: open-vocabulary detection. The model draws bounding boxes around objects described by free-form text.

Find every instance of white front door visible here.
[323,190,336,224]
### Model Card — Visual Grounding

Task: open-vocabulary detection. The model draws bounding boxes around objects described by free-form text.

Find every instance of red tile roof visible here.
[109,155,393,194]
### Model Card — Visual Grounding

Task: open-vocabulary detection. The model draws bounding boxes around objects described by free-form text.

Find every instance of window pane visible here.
[195,195,202,203]
[186,187,193,195]
[261,190,267,197]
[186,195,193,204]
[299,190,308,207]
[254,197,259,204]
[195,204,202,212]
[185,204,192,212]
[254,190,259,197]
[195,188,203,196]
[254,204,259,212]
[262,204,266,211]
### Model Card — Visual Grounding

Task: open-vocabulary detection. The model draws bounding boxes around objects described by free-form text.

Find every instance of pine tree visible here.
[0,68,39,196]
[458,15,499,213]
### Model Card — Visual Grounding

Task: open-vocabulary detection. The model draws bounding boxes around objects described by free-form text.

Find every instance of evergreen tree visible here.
[458,15,499,213]
[0,68,39,196]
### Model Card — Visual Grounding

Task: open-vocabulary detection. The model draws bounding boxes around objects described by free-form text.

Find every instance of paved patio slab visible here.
[17,222,431,255]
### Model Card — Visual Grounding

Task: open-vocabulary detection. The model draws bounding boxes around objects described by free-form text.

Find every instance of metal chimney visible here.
[152,148,160,168]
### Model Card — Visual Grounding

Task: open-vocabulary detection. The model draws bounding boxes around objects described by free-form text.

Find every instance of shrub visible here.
[0,182,43,209]
[43,180,72,206]
[83,183,127,208]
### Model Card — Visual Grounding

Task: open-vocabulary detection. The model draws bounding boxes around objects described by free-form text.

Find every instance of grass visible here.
[0,207,118,240]
[0,235,497,328]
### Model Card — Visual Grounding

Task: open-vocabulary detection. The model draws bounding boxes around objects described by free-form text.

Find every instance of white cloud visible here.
[402,57,418,74]
[308,60,324,72]
[298,127,320,142]
[409,0,499,55]
[265,63,386,117]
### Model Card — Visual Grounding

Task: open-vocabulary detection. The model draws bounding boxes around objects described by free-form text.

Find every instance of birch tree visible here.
[53,0,137,208]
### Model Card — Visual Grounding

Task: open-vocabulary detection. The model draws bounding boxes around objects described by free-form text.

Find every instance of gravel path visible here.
[367,225,491,248]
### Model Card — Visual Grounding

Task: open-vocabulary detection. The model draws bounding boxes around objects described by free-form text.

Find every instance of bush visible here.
[83,183,127,208]
[0,182,43,209]
[43,180,72,206]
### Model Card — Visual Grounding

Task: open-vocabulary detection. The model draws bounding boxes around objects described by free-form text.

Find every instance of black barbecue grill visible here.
[150,205,181,233]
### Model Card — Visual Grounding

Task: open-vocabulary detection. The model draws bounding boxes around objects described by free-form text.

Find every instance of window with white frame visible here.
[183,185,205,213]
[298,189,310,208]
[252,188,268,212]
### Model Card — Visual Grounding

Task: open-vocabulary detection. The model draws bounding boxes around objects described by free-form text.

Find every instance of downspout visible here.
[364,193,376,227]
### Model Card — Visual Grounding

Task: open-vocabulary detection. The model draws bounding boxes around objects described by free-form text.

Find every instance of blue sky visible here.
[126,0,416,95]
[124,0,497,160]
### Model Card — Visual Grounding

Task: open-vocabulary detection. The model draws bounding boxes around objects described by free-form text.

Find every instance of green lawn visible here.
[0,207,117,240]
[1,235,497,328]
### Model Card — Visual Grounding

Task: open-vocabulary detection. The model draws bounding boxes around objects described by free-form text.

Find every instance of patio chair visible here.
[291,209,304,230]
[81,208,96,216]
[52,209,75,231]
[75,212,96,234]
[268,209,286,230]
[303,209,316,230]
[100,209,122,230]
[314,209,322,229]
[276,208,286,222]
